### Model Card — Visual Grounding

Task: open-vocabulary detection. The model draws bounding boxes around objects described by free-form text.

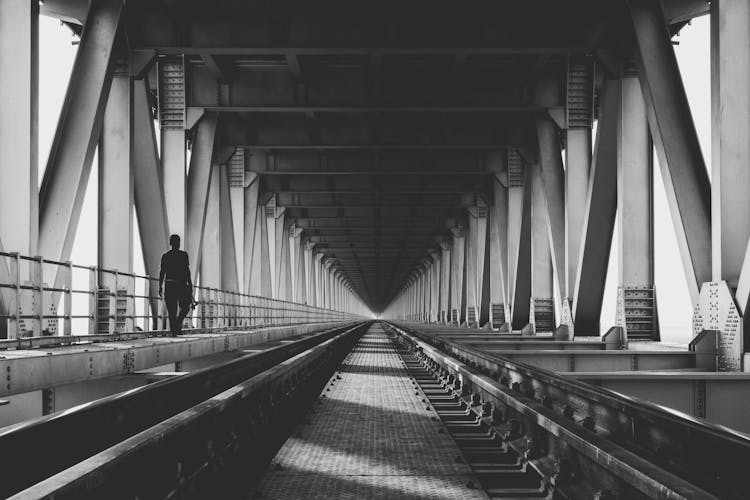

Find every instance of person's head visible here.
[169,234,181,250]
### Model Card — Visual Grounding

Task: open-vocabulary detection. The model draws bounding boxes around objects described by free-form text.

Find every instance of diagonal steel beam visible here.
[628,0,711,302]
[39,0,123,284]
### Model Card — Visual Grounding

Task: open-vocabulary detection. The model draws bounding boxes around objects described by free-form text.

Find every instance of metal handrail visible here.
[0,250,360,339]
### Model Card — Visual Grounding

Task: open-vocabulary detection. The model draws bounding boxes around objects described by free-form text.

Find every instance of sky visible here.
[37,15,711,340]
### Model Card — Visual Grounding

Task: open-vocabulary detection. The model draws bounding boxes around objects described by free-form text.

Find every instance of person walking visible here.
[159,234,193,337]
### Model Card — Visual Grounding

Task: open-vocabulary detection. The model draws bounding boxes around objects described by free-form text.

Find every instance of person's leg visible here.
[175,286,191,335]
[164,284,179,336]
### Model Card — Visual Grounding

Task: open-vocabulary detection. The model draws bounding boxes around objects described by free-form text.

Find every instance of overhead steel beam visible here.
[255,169,496,175]
[38,0,122,284]
[199,52,232,82]
[286,213,463,219]
[241,145,517,151]
[143,47,589,56]
[194,105,544,113]
[259,189,485,195]
[628,0,711,302]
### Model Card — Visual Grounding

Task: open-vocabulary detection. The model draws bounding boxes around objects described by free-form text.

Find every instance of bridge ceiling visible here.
[109,0,696,310]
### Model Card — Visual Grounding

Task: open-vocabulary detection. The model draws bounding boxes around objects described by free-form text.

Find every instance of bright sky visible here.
[37,15,711,340]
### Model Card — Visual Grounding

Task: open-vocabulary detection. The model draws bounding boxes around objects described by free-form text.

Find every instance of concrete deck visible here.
[247,324,487,499]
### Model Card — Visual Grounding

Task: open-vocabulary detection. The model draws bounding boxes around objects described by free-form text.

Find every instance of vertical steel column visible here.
[200,161,221,288]
[507,151,530,329]
[293,231,307,304]
[98,68,133,332]
[428,262,435,322]
[320,260,329,309]
[314,252,323,306]
[439,240,451,324]
[536,115,569,331]
[566,56,594,302]
[573,78,620,335]
[530,162,555,333]
[617,68,657,341]
[132,79,169,327]
[158,56,187,241]
[228,149,245,290]
[490,175,509,329]
[185,114,218,281]
[450,225,466,325]
[0,0,38,265]
[628,0,711,302]
[421,267,429,322]
[219,164,239,292]
[278,222,292,301]
[243,167,261,295]
[712,1,750,290]
[465,212,479,327]
[246,178,269,296]
[305,245,316,306]
[98,68,133,270]
[430,251,440,323]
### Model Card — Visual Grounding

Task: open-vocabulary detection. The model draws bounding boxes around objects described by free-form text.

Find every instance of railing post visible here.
[9,253,21,339]
[32,256,43,337]
[89,266,98,335]
[110,271,118,334]
[63,261,72,336]
[127,273,135,332]
[143,276,150,332]
[200,286,207,329]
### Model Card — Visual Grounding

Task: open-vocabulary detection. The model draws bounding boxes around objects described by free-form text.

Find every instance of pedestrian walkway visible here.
[247,323,487,499]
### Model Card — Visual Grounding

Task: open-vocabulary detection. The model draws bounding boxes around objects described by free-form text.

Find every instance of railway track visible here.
[395,339,548,498]
[387,322,750,499]
[0,321,371,498]
[7,320,750,499]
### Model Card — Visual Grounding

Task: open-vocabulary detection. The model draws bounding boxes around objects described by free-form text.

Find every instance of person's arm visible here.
[158,254,166,297]
[185,253,193,289]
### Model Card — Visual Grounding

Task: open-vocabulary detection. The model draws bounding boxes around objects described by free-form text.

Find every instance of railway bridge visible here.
[1,0,750,498]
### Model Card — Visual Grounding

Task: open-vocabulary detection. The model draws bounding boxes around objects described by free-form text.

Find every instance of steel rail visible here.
[387,322,750,500]
[0,321,372,498]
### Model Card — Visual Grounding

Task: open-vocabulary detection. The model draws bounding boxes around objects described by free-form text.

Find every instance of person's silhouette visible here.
[159,234,193,337]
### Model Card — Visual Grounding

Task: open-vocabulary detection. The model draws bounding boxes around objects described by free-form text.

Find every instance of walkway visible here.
[247,323,487,499]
